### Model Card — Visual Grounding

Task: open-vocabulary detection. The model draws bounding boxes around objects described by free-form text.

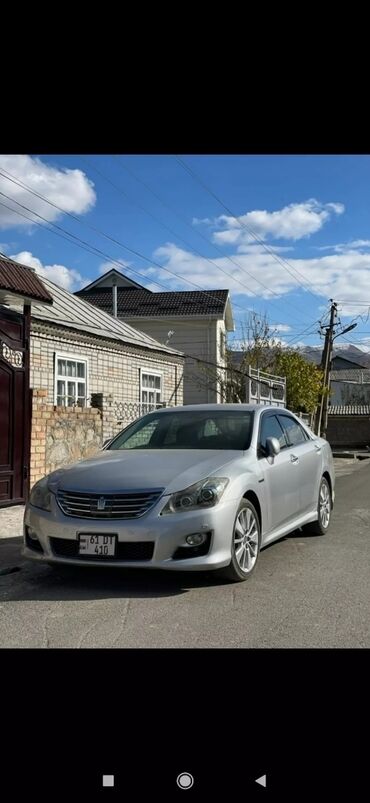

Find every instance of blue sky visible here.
[1,154,370,350]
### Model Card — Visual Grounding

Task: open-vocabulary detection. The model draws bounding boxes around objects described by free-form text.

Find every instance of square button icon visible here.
[103,775,114,787]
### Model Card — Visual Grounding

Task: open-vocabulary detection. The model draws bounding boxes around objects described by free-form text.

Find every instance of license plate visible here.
[79,534,116,556]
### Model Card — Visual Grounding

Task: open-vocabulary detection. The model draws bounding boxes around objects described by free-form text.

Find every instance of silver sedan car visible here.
[23,404,335,582]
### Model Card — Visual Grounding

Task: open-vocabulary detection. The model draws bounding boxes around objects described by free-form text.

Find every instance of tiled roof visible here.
[75,287,229,317]
[0,256,53,304]
[328,405,370,415]
[331,369,370,382]
[29,277,183,356]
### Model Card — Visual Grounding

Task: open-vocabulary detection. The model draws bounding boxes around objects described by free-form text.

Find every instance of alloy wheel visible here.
[319,480,331,529]
[233,506,259,574]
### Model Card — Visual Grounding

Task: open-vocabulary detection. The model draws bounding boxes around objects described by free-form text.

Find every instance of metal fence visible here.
[246,367,286,407]
[114,401,167,427]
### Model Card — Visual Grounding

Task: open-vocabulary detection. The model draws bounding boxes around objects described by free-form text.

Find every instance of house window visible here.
[220,330,226,360]
[54,353,88,407]
[140,370,162,409]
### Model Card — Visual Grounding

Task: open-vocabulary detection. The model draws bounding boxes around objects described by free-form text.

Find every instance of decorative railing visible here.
[0,339,24,368]
[246,367,286,407]
[114,401,167,426]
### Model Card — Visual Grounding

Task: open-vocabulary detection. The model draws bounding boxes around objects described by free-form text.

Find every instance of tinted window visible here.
[278,415,308,446]
[109,410,254,450]
[259,414,287,453]
[116,419,159,449]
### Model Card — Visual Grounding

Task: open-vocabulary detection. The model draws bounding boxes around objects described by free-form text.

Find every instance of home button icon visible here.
[177,772,194,789]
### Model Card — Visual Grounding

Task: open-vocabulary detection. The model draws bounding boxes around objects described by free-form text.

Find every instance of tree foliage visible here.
[273,350,324,414]
[196,312,324,414]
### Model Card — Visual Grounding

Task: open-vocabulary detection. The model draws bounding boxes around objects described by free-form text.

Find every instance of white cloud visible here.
[193,217,213,225]
[318,239,370,254]
[196,199,344,246]
[272,324,292,332]
[11,250,86,292]
[350,239,370,249]
[236,244,294,254]
[325,203,345,215]
[0,155,96,229]
[151,241,370,315]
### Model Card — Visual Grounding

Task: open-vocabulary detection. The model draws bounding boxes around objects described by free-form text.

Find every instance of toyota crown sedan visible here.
[23,404,335,582]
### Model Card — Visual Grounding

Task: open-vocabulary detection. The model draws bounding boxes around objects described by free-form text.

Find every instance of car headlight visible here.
[161,477,229,514]
[29,477,53,511]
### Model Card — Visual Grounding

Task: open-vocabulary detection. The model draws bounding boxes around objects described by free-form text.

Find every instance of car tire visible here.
[219,498,261,583]
[302,476,332,536]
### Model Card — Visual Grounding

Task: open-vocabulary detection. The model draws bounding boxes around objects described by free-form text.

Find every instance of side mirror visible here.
[265,437,281,457]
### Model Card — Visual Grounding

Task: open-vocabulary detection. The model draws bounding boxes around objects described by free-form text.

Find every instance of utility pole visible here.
[316,301,337,437]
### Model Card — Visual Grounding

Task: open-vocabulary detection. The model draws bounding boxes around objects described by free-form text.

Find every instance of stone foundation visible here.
[30,389,103,486]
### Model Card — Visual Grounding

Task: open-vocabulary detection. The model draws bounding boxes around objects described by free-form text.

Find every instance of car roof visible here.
[154,404,291,414]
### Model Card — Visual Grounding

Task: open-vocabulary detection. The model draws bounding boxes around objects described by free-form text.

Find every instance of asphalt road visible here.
[0,460,369,648]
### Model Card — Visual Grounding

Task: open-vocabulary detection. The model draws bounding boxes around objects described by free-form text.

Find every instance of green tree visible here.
[195,311,324,415]
[219,313,282,402]
[273,350,324,414]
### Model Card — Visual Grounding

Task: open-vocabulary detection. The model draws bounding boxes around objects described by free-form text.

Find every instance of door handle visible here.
[315,444,322,453]
[290,454,299,463]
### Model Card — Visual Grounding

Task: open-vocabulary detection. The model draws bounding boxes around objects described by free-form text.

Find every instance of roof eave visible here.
[0,289,53,307]
[78,268,144,292]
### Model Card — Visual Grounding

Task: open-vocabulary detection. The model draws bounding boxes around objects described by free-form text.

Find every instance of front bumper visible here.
[23,494,239,571]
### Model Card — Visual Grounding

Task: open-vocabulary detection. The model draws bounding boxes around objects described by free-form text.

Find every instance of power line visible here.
[0,247,286,388]
[114,156,319,328]
[229,319,323,346]
[174,155,323,301]
[0,194,327,378]
[0,163,321,333]
[0,166,326,368]
[0,164,317,329]
[0,185,248,314]
[284,319,325,345]
[80,157,260,314]
[0,164,296,321]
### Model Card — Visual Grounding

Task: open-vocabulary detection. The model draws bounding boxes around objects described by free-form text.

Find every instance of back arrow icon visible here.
[255,775,266,788]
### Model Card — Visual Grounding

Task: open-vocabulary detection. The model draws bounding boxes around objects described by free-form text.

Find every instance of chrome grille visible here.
[56,489,164,519]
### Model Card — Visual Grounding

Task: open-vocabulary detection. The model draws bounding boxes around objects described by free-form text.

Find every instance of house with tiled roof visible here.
[1,257,184,500]
[76,268,234,405]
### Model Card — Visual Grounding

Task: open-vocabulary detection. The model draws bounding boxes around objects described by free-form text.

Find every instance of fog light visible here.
[186,533,206,546]
[28,528,39,540]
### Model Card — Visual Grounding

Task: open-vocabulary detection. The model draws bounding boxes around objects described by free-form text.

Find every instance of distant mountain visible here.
[301,344,370,368]
[229,344,370,369]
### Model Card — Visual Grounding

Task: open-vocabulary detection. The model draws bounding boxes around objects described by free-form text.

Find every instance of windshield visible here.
[108,410,254,451]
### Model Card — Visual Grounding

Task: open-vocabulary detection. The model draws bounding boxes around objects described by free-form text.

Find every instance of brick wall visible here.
[30,323,184,408]
[326,415,370,449]
[30,389,103,486]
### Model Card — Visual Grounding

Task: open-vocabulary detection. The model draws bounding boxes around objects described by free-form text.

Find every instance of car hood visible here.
[47,449,241,495]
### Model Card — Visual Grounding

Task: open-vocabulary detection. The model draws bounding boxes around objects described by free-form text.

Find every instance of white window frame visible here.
[140,368,163,408]
[54,352,89,408]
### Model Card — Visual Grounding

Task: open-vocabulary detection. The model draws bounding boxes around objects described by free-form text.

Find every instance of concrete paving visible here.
[0,459,369,648]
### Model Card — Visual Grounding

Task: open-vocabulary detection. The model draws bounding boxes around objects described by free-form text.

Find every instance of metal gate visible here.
[0,305,31,506]
[246,366,286,407]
